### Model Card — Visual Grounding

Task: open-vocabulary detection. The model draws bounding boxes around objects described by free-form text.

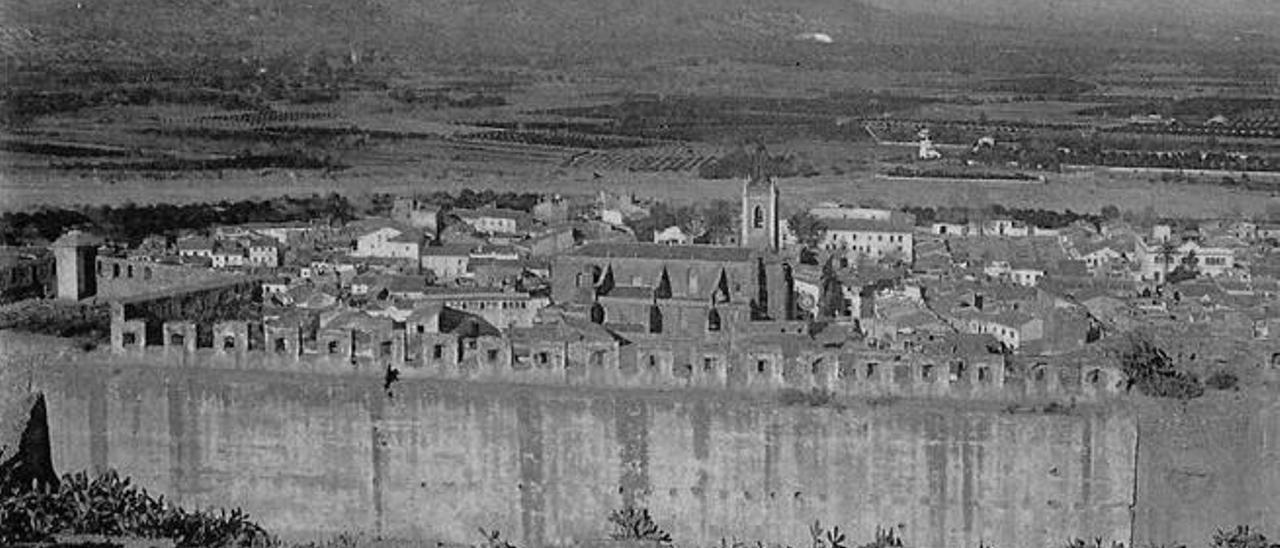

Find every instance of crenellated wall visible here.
[104,320,1127,406]
[26,346,1138,548]
[9,331,1280,548]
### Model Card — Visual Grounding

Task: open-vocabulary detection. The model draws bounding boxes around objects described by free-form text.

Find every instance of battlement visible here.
[103,312,1128,405]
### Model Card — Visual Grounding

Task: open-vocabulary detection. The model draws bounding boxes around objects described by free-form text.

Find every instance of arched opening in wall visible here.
[590,303,606,324]
[647,354,658,370]
[707,309,722,332]
[648,305,663,334]
[1033,363,1048,382]
[977,366,990,383]
[676,363,692,378]
[223,336,236,350]
[753,205,764,229]
[756,359,768,374]
[274,338,287,352]
[655,267,672,299]
[949,362,966,382]
[596,264,614,295]
[112,263,120,278]
[196,323,214,349]
[328,340,340,354]
[755,257,769,317]
[127,265,134,278]
[713,270,731,304]
[589,265,602,285]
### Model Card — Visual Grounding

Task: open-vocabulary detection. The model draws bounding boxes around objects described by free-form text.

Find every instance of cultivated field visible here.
[4,161,1275,220]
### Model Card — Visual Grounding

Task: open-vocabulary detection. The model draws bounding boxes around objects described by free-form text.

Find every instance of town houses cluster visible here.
[5,174,1280,379]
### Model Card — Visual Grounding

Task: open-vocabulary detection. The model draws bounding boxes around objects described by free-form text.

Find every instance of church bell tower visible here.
[740,147,779,252]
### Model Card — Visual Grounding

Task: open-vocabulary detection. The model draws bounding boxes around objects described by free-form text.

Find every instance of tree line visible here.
[0,189,548,247]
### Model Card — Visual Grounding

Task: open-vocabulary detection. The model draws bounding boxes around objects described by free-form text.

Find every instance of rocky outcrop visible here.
[1,344,59,492]
[0,392,60,492]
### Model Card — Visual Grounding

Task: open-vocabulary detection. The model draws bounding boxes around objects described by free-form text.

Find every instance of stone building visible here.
[350,220,426,262]
[819,217,915,263]
[390,197,441,234]
[0,247,55,303]
[551,243,794,336]
[52,230,101,301]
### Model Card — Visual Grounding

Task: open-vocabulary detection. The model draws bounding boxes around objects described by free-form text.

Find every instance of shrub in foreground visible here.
[609,507,672,544]
[0,469,272,547]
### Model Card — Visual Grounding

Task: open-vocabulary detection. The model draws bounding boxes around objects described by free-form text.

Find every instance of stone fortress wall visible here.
[28,343,1138,548]
[106,305,1128,407]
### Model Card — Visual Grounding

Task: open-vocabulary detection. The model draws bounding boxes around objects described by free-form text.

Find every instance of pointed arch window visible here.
[594,264,614,296]
[648,305,663,334]
[655,267,672,299]
[752,205,765,229]
[713,269,731,304]
[707,308,722,332]
[590,303,606,324]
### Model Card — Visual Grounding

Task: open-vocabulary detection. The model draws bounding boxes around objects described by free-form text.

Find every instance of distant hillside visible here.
[1,0,1082,79]
[859,0,1280,39]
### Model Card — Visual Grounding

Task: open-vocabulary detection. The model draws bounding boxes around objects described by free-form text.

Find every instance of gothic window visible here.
[753,205,764,229]
[713,269,731,303]
[590,303,606,324]
[655,267,672,299]
[707,309,722,332]
[595,264,614,295]
[648,305,663,334]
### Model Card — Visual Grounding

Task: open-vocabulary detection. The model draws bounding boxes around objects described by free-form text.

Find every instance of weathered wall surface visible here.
[27,353,1137,548]
[94,256,235,300]
[1133,394,1280,546]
